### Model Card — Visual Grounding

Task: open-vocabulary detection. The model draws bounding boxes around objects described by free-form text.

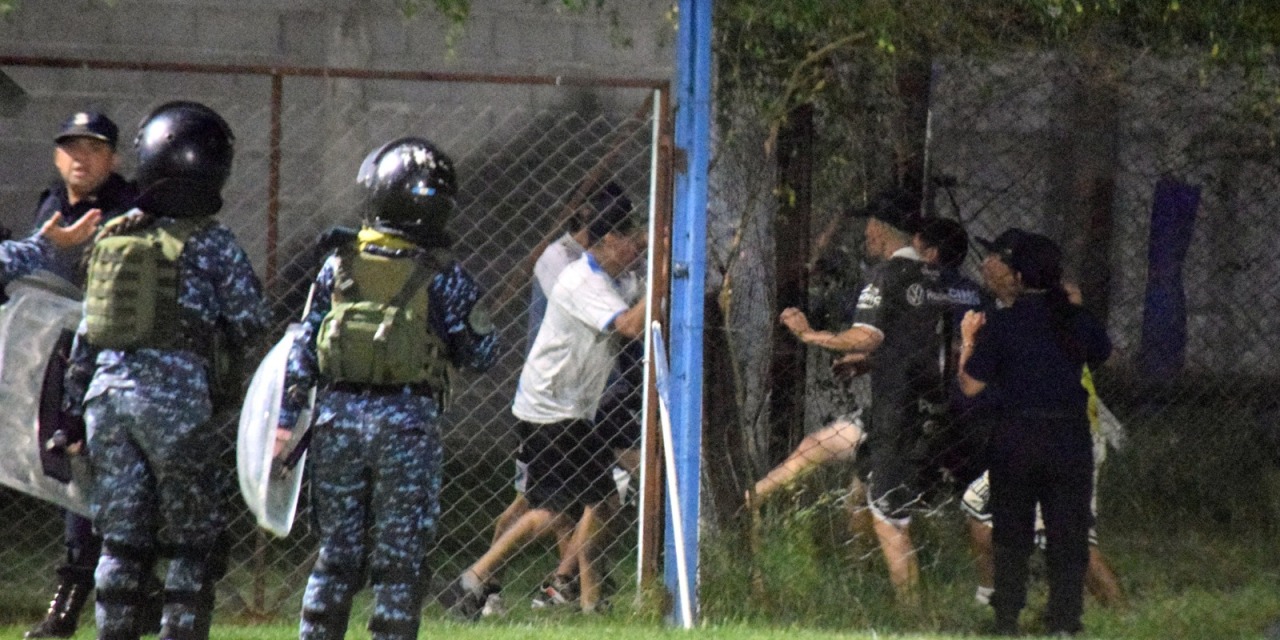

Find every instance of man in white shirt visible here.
[487,182,635,614]
[485,195,590,600]
[444,185,645,617]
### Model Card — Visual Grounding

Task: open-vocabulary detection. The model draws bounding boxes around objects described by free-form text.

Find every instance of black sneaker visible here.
[437,579,484,621]
[24,582,91,639]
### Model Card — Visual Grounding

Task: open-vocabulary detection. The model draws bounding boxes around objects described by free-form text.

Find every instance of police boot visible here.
[24,580,92,639]
[137,573,164,636]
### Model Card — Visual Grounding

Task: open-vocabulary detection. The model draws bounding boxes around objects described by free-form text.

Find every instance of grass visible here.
[0,621,1013,640]
[4,519,1275,640]
[3,396,1280,638]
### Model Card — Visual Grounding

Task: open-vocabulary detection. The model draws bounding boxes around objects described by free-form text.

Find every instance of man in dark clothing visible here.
[778,188,949,602]
[32,111,137,286]
[958,229,1112,636]
[26,110,140,640]
[910,217,990,486]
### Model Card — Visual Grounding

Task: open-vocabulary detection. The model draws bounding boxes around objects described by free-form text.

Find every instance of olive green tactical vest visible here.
[84,216,213,350]
[315,246,451,401]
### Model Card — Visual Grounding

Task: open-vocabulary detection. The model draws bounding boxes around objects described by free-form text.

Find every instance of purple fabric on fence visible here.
[1139,176,1200,380]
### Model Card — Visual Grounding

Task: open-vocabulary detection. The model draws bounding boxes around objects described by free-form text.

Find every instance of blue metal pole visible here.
[668,0,711,628]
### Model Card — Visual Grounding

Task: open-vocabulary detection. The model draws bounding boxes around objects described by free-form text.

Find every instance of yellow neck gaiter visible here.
[357,227,417,251]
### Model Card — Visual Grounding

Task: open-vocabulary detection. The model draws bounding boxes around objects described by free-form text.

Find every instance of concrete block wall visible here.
[0,0,673,234]
[0,1,672,76]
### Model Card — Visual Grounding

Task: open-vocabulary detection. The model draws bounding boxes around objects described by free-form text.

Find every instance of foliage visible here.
[714,0,1280,144]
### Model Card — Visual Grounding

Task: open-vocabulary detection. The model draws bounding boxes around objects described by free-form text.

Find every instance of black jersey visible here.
[852,253,949,441]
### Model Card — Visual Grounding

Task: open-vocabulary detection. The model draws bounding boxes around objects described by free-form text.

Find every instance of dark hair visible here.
[915,218,969,268]
[584,181,633,245]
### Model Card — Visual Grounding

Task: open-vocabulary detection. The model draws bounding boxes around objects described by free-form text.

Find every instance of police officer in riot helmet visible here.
[65,100,269,640]
[133,101,234,219]
[358,135,458,247]
[278,136,496,640]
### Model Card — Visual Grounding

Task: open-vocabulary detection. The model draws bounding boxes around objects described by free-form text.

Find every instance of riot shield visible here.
[237,324,311,538]
[0,272,91,515]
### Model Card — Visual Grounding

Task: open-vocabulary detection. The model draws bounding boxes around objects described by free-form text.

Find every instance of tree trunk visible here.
[767,103,814,467]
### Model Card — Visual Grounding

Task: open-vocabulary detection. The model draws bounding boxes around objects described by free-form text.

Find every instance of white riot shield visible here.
[237,324,311,538]
[0,272,91,515]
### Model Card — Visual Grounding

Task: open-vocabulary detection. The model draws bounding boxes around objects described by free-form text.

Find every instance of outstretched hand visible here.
[779,307,811,336]
[39,210,103,248]
[960,309,986,344]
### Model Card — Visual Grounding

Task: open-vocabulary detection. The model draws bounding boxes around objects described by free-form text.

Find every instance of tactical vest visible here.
[315,245,452,401]
[84,216,213,351]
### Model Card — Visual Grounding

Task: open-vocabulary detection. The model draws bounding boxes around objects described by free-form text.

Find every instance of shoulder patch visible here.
[856,284,882,310]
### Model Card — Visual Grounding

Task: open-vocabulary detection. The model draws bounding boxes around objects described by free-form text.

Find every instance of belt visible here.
[328,381,433,397]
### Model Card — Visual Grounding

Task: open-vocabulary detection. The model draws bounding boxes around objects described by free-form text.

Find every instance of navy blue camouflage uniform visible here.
[280,244,497,640]
[31,172,138,606]
[0,234,58,283]
[65,216,269,640]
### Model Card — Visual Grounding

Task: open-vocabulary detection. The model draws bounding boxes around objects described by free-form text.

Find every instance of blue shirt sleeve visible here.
[63,318,94,416]
[0,234,53,285]
[430,262,499,373]
[182,224,272,350]
[278,256,335,431]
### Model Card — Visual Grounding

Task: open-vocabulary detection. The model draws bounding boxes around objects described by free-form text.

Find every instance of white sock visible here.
[460,571,482,594]
[975,585,994,605]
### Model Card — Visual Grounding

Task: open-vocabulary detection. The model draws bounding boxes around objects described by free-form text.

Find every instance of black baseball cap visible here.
[847,186,920,233]
[915,217,969,268]
[978,228,1063,290]
[55,110,119,149]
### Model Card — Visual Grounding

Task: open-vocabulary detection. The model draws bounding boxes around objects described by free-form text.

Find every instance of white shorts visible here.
[961,430,1104,546]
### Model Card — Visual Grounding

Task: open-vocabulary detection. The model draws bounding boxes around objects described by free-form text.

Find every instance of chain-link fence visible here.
[700,48,1280,630]
[0,58,665,624]
[4,44,1280,635]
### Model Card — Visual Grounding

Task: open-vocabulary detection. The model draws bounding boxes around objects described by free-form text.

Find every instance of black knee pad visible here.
[368,615,420,638]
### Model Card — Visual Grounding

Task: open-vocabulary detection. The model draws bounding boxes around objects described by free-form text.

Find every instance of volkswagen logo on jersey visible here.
[906,282,925,307]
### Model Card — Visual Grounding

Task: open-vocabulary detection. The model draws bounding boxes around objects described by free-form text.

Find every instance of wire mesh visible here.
[0,63,658,625]
[700,48,1280,629]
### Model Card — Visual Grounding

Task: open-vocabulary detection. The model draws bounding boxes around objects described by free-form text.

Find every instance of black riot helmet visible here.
[357,137,457,247]
[134,101,234,217]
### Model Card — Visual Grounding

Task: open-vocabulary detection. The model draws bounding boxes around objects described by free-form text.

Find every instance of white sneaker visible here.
[481,592,507,618]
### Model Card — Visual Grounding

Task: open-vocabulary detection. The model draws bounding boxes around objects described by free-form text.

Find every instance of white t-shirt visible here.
[528,233,586,344]
[513,253,630,423]
[534,233,585,295]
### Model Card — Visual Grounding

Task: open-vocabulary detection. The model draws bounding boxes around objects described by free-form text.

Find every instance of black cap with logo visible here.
[978,228,1063,290]
[847,186,920,234]
[55,111,119,149]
